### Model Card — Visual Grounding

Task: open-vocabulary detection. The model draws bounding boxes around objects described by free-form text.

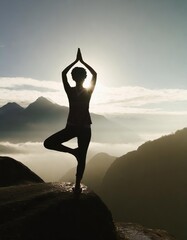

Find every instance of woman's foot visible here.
[73,178,82,194]
[72,186,82,195]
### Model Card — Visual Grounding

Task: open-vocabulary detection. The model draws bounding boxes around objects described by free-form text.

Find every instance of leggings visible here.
[44,125,91,181]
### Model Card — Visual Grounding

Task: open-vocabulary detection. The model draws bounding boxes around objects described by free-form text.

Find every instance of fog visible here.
[1,96,187,182]
[0,119,182,182]
[0,140,144,182]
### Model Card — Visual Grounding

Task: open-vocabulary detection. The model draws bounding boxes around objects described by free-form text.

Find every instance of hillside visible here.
[0,156,44,187]
[101,128,187,240]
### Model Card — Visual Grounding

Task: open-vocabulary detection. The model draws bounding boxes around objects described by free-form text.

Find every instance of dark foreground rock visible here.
[116,222,176,240]
[0,156,44,187]
[0,182,116,240]
[0,182,176,240]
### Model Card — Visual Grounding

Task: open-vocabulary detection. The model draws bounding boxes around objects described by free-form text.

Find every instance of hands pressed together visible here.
[62,48,97,81]
[76,48,83,63]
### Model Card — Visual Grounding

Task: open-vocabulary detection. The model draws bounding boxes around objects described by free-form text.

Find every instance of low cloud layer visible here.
[0,77,67,107]
[0,142,26,154]
[0,140,142,182]
[1,77,187,115]
[0,127,185,182]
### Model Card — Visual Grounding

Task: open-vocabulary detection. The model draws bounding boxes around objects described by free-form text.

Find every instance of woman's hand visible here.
[76,48,83,62]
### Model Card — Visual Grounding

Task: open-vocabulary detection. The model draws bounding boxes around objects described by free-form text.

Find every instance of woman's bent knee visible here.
[43,138,52,149]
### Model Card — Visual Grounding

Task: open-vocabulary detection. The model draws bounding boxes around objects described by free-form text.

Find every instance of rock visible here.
[0,156,44,187]
[116,222,176,240]
[0,182,116,240]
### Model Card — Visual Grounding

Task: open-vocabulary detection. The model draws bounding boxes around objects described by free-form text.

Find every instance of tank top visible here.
[66,87,92,126]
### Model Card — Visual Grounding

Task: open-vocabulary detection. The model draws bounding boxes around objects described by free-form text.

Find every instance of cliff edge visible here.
[0,182,116,240]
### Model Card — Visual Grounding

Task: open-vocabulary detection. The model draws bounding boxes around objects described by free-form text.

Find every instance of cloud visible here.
[0,141,77,181]
[1,77,187,114]
[0,126,185,182]
[0,77,59,90]
[0,140,143,179]
[0,141,141,182]
[91,84,187,114]
[0,77,68,107]
[93,85,187,105]
[0,142,25,154]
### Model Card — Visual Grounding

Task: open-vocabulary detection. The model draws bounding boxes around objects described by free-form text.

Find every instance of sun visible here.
[83,79,91,89]
[83,71,92,89]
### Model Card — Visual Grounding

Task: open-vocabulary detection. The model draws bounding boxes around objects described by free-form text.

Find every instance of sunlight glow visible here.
[83,79,91,89]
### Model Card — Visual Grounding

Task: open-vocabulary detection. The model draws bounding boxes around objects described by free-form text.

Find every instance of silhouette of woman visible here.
[44,48,97,193]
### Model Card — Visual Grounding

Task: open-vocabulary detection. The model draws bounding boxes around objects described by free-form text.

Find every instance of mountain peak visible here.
[25,97,54,111]
[0,102,24,113]
[34,96,52,105]
[2,102,22,109]
[35,96,50,102]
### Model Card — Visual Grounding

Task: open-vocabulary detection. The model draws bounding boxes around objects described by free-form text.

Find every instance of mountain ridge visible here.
[0,102,24,115]
[0,97,139,143]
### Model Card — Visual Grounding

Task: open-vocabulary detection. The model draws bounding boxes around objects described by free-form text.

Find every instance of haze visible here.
[0,0,187,181]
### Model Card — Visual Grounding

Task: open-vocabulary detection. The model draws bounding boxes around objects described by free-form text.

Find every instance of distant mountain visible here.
[0,97,139,143]
[0,102,24,115]
[0,97,67,142]
[101,128,187,240]
[0,102,24,126]
[60,152,116,193]
[0,156,44,187]
[83,153,116,192]
[23,96,68,120]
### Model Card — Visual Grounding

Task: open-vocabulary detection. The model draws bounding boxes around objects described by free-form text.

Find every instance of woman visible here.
[44,48,97,193]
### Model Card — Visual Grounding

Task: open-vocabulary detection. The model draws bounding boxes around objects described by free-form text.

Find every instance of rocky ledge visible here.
[0,155,176,240]
[0,182,176,240]
[116,222,176,240]
[0,182,116,240]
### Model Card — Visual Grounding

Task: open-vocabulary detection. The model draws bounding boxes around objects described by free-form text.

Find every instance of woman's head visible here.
[71,67,87,84]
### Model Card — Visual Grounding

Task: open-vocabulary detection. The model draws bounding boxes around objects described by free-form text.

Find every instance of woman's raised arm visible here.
[77,48,97,91]
[62,58,78,92]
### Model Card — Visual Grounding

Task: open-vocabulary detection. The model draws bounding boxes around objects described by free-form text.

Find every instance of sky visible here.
[0,0,187,115]
[1,0,187,180]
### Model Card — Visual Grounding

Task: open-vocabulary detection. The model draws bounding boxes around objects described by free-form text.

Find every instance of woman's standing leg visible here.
[75,127,91,190]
